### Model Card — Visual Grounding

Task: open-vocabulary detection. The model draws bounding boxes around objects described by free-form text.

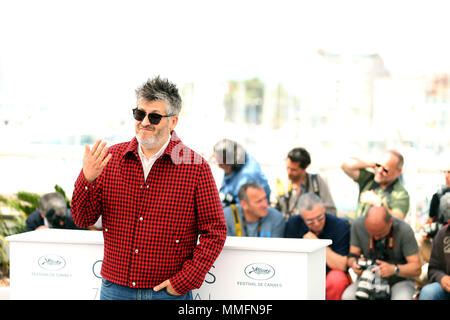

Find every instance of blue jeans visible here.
[419,282,450,300]
[100,278,193,300]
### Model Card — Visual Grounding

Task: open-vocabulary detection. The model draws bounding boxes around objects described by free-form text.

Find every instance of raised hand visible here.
[360,190,382,206]
[82,140,112,183]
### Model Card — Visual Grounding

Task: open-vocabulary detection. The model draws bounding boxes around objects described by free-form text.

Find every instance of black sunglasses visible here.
[375,163,389,174]
[132,108,175,125]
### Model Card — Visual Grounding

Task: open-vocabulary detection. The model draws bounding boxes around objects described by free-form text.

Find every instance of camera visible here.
[357,257,373,269]
[355,257,391,300]
[423,221,442,238]
[219,192,235,206]
[371,278,391,300]
[45,208,71,229]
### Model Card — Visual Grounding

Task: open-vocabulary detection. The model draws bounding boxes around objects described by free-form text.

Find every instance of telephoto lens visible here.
[357,258,373,270]
[372,269,391,300]
[355,267,376,300]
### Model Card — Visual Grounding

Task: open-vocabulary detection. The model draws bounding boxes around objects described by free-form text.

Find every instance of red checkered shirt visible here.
[71,131,226,294]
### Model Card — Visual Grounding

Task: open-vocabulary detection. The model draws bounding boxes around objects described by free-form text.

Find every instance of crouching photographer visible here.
[25,192,81,231]
[353,257,391,300]
[342,205,421,300]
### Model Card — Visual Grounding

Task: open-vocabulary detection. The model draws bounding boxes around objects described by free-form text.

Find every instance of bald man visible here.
[342,206,421,300]
[341,150,410,219]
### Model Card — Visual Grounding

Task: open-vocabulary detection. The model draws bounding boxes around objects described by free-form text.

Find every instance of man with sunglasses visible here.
[284,192,351,299]
[341,150,410,219]
[426,167,450,234]
[71,76,227,300]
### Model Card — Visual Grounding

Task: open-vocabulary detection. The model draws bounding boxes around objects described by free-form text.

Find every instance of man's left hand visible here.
[153,279,181,296]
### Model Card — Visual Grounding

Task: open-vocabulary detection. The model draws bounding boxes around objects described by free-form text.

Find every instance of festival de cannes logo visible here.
[38,254,66,271]
[244,263,275,280]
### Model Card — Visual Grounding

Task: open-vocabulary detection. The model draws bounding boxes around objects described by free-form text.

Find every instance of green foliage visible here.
[54,184,71,208]
[11,191,41,217]
[0,210,26,276]
[0,234,9,276]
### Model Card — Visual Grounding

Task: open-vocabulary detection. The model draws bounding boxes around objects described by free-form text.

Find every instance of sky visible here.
[1,0,449,199]
[1,0,450,91]
[1,0,450,131]
[1,0,449,135]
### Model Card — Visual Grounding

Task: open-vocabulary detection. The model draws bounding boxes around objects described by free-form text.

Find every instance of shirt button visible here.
[140,185,143,188]
[175,240,179,244]
[135,249,139,253]
[105,228,108,232]
[132,282,136,287]
[84,186,88,190]
[139,217,143,221]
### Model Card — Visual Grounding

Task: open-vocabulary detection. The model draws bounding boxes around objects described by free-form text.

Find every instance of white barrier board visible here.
[6,229,331,300]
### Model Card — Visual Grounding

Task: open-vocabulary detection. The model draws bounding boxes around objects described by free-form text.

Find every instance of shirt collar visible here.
[137,135,170,162]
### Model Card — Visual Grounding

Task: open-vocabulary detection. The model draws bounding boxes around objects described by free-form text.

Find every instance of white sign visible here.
[6,229,331,300]
[192,237,331,300]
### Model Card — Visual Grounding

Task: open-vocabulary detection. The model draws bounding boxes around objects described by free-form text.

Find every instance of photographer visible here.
[25,192,80,231]
[342,205,421,300]
[274,147,337,219]
[285,193,350,299]
[223,182,285,238]
[414,168,450,292]
[212,139,271,207]
[341,150,409,219]
[427,167,450,229]
[419,193,450,300]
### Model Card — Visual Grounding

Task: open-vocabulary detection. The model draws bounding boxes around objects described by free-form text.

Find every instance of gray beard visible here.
[136,133,160,150]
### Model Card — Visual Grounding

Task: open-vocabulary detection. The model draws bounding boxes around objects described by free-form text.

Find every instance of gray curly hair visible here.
[135,76,182,115]
[39,192,67,216]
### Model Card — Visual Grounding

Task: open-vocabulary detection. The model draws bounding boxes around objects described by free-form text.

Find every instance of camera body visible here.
[355,257,391,300]
[357,257,373,269]
[423,221,441,238]
[220,192,235,206]
[45,208,71,229]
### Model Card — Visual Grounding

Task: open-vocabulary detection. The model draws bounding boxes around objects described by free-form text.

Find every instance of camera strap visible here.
[282,173,321,218]
[310,173,320,197]
[231,204,244,237]
[231,204,262,237]
[278,181,297,218]
[242,217,262,237]
[368,226,395,259]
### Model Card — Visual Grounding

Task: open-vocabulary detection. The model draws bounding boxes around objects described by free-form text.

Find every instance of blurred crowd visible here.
[211,139,450,300]
[27,138,449,301]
